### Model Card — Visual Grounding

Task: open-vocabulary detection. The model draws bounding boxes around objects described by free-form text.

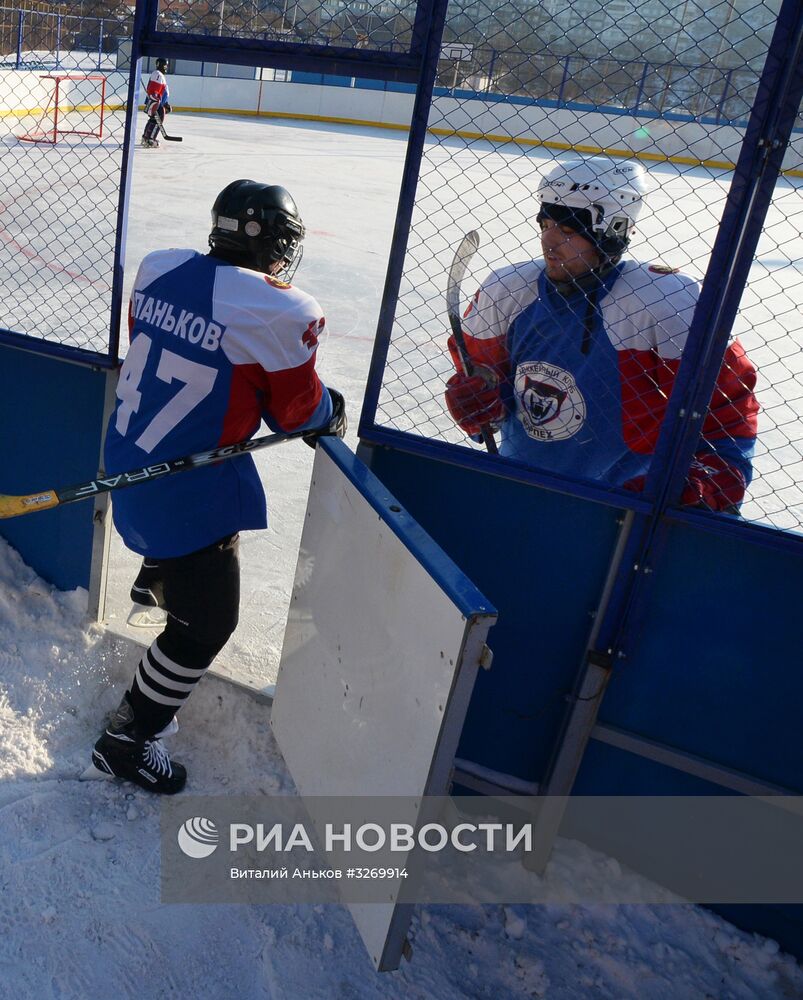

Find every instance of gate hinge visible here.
[587,648,613,670]
[479,644,493,671]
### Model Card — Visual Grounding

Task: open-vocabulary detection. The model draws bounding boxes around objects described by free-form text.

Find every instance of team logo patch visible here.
[264,274,291,290]
[514,361,586,441]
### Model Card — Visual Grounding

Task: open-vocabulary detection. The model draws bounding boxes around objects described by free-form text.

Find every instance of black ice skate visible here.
[91,693,186,794]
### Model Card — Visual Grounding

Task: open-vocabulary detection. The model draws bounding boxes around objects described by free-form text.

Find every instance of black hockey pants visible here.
[128,534,240,735]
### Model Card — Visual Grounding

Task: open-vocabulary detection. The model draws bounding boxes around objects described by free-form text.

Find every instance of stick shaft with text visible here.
[0,429,306,520]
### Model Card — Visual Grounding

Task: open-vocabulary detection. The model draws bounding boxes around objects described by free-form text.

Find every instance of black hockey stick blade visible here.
[445,231,498,455]
[159,123,183,142]
[0,428,308,520]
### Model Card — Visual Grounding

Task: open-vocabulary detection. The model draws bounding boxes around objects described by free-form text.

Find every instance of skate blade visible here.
[127,604,167,629]
[80,763,115,781]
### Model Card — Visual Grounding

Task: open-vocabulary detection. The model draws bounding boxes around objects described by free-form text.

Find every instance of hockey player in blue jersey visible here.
[92,180,347,793]
[445,157,758,511]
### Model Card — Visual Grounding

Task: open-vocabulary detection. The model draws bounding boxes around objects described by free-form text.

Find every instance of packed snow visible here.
[1,535,803,998]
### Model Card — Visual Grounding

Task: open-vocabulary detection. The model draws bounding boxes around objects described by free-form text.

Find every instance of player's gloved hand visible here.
[624,454,745,513]
[445,370,503,436]
[681,455,745,512]
[303,388,347,449]
[163,103,172,113]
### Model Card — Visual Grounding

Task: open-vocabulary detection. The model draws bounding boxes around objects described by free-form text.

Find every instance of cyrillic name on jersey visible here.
[131,292,224,352]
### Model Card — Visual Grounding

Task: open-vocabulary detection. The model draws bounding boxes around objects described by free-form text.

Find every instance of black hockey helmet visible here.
[209,180,305,276]
[155,57,169,73]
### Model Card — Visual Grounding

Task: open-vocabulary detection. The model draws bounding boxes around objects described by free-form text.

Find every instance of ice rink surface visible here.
[4,109,802,685]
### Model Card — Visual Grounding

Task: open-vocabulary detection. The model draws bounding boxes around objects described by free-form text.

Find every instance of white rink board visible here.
[271,438,496,971]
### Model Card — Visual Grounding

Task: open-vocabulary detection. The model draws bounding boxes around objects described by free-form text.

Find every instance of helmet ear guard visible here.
[596,213,633,258]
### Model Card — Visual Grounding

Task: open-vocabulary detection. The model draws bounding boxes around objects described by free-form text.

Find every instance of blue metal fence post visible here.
[15,10,23,70]
[98,19,104,70]
[557,54,570,102]
[357,0,452,435]
[486,49,496,93]
[716,68,733,124]
[633,61,649,110]
[646,5,803,514]
[56,14,62,69]
[106,0,156,364]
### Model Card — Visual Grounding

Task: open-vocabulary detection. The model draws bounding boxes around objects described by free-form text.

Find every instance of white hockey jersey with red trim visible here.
[105,249,333,557]
[145,69,168,110]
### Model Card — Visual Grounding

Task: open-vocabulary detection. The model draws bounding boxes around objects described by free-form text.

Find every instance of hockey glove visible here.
[623,454,745,512]
[303,388,347,448]
[681,454,746,512]
[163,103,172,113]
[445,370,504,437]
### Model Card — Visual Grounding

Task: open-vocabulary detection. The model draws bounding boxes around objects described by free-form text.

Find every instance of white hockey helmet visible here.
[536,157,648,258]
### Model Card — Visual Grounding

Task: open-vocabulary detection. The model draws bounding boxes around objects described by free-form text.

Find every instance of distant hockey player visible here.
[93,180,347,793]
[141,56,171,148]
[444,157,758,512]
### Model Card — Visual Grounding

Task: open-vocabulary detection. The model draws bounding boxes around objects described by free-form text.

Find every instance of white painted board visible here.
[271,439,496,971]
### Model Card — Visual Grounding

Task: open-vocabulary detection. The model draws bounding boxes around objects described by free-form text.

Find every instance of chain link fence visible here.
[371,0,803,533]
[0,4,132,359]
[155,0,418,51]
[735,145,803,531]
[0,6,131,70]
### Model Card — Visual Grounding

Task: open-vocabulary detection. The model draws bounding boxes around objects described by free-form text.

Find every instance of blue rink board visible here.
[357,442,624,781]
[573,517,803,959]
[0,344,108,591]
[358,442,803,960]
[575,741,803,960]
[591,517,803,793]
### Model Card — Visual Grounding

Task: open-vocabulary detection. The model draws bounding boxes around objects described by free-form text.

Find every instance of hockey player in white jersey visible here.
[445,157,758,511]
[141,57,171,148]
[92,180,346,793]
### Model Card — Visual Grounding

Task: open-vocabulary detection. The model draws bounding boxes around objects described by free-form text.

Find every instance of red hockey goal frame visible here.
[18,74,107,144]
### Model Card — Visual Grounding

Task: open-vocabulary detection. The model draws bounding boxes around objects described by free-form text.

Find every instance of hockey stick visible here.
[158,122,183,142]
[445,231,498,455]
[0,429,309,520]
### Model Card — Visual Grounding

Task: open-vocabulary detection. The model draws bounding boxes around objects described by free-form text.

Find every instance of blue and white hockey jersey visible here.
[105,249,333,558]
[457,259,758,502]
